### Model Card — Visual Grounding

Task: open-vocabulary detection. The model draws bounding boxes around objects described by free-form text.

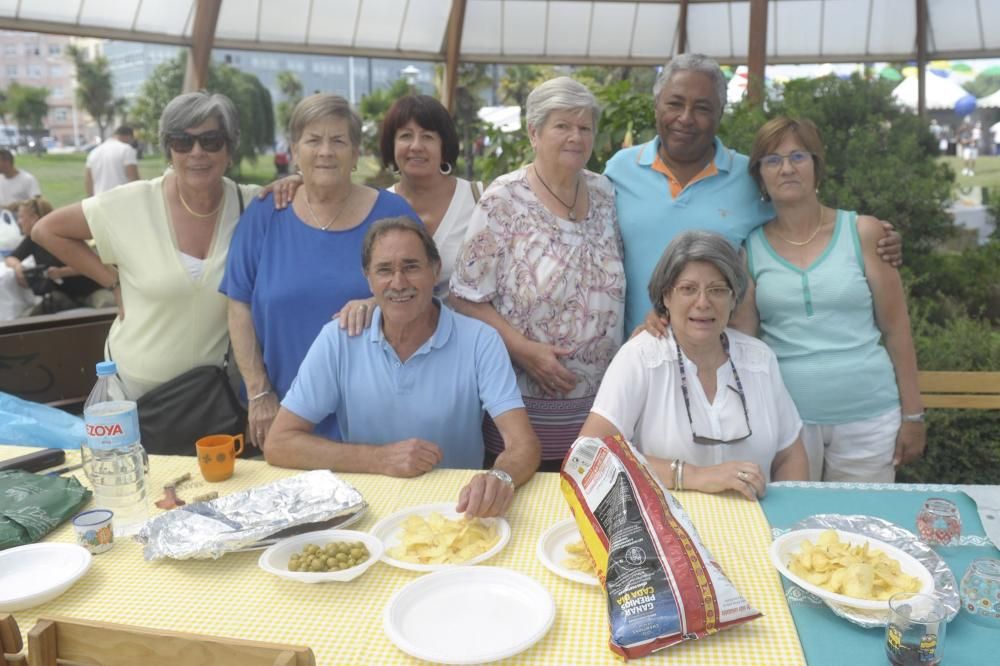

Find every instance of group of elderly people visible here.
[30,53,924,517]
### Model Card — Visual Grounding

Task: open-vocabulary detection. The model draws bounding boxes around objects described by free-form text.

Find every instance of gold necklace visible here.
[773,206,825,246]
[305,189,353,231]
[532,165,581,221]
[177,184,223,219]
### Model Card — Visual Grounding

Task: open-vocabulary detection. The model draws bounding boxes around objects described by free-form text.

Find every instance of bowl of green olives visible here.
[258,529,384,583]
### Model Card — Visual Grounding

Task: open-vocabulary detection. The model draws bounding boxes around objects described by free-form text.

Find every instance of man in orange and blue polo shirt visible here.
[605,53,899,335]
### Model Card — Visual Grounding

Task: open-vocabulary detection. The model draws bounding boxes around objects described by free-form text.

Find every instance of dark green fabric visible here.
[0,470,92,550]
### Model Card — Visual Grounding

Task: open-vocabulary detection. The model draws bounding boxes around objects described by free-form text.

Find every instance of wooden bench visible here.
[918,371,1000,410]
[0,307,115,409]
[1,614,315,666]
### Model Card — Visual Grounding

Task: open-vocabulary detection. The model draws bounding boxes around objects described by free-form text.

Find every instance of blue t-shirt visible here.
[220,189,419,439]
[282,300,525,470]
[604,136,773,333]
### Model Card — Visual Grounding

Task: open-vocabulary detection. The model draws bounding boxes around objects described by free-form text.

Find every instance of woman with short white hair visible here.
[450,76,625,470]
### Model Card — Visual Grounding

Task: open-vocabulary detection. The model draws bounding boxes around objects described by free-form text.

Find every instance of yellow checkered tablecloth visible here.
[2,446,805,665]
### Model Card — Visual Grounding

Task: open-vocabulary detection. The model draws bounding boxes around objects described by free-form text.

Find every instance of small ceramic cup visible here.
[72,509,114,554]
[195,433,245,482]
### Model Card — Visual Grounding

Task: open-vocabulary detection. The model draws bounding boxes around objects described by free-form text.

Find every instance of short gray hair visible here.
[288,93,362,148]
[160,91,240,156]
[362,216,441,272]
[525,76,601,133]
[647,230,747,316]
[652,53,727,117]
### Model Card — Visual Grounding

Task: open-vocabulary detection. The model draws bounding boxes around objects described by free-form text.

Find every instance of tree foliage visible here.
[3,83,49,131]
[66,45,125,140]
[129,53,274,173]
[498,64,554,125]
[962,71,1000,98]
[275,70,304,138]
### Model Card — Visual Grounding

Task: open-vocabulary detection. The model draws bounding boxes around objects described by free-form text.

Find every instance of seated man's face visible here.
[367,229,440,325]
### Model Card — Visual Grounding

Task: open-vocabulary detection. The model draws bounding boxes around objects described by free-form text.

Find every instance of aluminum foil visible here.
[136,470,366,561]
[791,514,960,628]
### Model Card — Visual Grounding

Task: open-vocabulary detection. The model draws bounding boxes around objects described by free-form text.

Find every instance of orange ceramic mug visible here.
[196,433,244,482]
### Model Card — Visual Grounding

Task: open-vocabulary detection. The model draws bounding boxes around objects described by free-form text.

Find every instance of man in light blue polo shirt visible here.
[267,216,541,518]
[605,53,900,335]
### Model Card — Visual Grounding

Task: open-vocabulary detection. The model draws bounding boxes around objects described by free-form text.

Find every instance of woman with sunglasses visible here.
[579,230,808,500]
[741,117,924,482]
[32,92,255,398]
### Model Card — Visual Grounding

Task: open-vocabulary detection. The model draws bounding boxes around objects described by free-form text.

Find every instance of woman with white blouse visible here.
[579,230,808,499]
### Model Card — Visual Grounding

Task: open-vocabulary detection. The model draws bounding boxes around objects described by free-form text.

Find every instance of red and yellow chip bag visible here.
[561,435,761,659]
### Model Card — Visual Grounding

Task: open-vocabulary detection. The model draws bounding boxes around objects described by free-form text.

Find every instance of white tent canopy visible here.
[977,88,1000,110]
[3,0,1000,66]
[892,74,972,111]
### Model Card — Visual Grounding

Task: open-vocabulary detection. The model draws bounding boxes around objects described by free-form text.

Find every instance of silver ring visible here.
[737,470,749,481]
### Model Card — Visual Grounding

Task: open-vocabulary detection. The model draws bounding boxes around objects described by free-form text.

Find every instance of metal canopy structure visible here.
[2,0,997,112]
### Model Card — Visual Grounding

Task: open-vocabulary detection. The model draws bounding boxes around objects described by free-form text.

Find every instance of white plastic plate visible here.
[371,502,510,572]
[770,528,935,613]
[384,566,555,664]
[258,529,383,583]
[536,518,599,586]
[0,543,92,611]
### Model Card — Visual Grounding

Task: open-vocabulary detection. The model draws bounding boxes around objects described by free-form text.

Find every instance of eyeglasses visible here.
[166,130,228,154]
[674,330,752,445]
[671,283,733,302]
[371,262,430,280]
[759,150,812,170]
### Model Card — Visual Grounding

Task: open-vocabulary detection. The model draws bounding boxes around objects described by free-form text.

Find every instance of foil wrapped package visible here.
[136,470,366,560]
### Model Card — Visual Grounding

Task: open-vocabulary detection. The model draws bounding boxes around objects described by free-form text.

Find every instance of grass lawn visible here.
[938,154,1000,192]
[13,152,388,209]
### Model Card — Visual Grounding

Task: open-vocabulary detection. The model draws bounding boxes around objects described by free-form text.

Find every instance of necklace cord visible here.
[177,182,223,219]
[305,188,353,231]
[773,206,824,246]
[532,165,581,220]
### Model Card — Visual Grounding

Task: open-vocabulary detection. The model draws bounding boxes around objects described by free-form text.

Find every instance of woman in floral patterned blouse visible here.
[450,77,625,471]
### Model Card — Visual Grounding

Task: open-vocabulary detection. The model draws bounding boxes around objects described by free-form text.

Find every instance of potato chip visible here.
[788,530,922,601]
[388,512,500,565]
[562,539,596,574]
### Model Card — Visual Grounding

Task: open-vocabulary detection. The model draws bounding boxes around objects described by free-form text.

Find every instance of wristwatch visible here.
[487,468,514,489]
[902,412,926,423]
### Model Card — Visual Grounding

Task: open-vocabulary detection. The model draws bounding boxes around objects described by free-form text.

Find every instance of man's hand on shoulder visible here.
[379,438,443,478]
[456,470,515,518]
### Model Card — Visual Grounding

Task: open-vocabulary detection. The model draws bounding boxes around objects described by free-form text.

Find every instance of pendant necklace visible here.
[305,189,353,231]
[178,184,223,219]
[773,206,824,246]
[532,165,581,221]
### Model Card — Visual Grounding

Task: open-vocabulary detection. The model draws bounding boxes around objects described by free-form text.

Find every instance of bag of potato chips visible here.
[561,435,761,659]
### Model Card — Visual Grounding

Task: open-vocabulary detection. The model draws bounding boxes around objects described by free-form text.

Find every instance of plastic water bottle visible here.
[82,361,149,536]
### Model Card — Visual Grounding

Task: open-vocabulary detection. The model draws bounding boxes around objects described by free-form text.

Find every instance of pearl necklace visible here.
[305,189,353,231]
[773,206,825,246]
[177,185,222,219]
[532,165,581,221]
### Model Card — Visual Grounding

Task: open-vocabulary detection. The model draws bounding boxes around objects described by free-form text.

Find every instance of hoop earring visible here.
[439,162,453,176]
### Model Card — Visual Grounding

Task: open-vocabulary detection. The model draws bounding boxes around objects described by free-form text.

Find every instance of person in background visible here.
[5,196,108,314]
[267,217,540,517]
[605,53,902,336]
[579,230,809,499]
[32,92,257,399]
[0,150,41,208]
[957,118,976,176]
[741,117,925,482]
[85,125,140,196]
[450,77,624,470]
[221,94,419,450]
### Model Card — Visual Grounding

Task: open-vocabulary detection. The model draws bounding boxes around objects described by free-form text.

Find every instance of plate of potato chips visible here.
[537,518,599,586]
[770,528,935,614]
[372,503,510,572]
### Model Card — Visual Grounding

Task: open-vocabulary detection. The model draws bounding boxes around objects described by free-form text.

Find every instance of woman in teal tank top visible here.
[738,117,925,482]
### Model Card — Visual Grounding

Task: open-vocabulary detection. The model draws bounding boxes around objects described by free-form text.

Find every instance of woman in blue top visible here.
[222,94,418,450]
[739,117,924,482]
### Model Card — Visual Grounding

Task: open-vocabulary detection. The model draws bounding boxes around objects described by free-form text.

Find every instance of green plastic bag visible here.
[0,470,92,550]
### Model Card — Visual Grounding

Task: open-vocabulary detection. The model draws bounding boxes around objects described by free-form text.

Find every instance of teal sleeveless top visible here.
[745,210,899,423]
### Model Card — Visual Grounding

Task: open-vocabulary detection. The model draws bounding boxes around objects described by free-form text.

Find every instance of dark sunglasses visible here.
[167,130,228,154]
